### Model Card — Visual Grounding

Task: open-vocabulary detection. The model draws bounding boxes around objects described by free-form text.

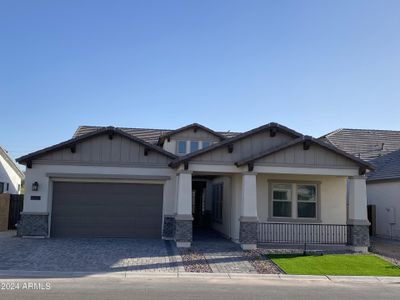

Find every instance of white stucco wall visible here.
[230,174,242,242]
[367,181,400,240]
[0,154,23,194]
[211,176,232,238]
[23,164,177,228]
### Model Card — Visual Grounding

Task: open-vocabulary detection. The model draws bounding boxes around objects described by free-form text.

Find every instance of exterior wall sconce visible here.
[32,181,39,191]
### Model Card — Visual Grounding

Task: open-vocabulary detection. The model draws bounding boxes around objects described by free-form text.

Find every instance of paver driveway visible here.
[0,232,179,273]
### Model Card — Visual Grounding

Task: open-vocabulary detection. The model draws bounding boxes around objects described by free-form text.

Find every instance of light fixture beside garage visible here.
[32,181,39,191]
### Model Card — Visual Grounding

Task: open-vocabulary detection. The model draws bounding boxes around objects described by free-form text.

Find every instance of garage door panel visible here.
[51,182,163,238]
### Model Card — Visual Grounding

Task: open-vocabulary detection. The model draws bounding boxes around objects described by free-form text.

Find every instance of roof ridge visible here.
[75,125,242,135]
[331,128,400,133]
[321,128,344,138]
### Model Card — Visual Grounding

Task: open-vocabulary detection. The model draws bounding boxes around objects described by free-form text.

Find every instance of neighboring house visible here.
[0,146,24,194]
[321,128,400,240]
[16,123,373,251]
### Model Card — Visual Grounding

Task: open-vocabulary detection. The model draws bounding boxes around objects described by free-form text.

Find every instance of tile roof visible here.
[320,128,400,182]
[320,128,400,162]
[74,125,241,144]
[368,149,400,182]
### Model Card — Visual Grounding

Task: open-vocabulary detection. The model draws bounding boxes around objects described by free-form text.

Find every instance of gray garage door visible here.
[51,182,163,238]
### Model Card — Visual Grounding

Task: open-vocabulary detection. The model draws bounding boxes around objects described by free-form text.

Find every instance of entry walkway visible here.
[192,230,257,273]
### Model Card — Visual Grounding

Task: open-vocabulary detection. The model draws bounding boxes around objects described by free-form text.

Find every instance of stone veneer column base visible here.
[174,215,193,248]
[347,220,370,253]
[162,215,175,240]
[17,213,49,237]
[239,217,258,250]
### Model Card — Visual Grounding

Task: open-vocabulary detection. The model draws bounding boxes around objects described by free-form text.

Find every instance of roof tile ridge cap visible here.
[117,126,173,132]
[321,128,344,138]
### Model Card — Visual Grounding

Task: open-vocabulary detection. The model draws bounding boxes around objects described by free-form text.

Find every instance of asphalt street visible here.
[0,276,399,300]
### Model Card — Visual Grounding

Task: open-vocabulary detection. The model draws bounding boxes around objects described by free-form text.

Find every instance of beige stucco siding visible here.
[256,143,358,169]
[191,131,293,164]
[256,174,347,225]
[35,134,171,166]
[367,181,400,240]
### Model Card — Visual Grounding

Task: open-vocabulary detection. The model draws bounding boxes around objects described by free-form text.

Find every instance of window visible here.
[212,183,223,223]
[177,140,187,155]
[271,182,318,220]
[297,185,317,218]
[202,141,211,149]
[0,182,3,194]
[6,183,9,191]
[190,141,199,152]
[272,184,292,217]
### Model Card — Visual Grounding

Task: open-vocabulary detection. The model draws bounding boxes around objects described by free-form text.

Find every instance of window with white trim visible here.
[271,183,318,219]
[272,184,292,217]
[297,185,317,218]
[190,141,199,152]
[176,140,212,155]
[177,140,187,155]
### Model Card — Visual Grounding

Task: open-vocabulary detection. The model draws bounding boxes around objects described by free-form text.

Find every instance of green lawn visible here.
[268,254,400,276]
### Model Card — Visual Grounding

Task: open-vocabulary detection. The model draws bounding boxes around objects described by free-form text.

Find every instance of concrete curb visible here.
[0,270,399,283]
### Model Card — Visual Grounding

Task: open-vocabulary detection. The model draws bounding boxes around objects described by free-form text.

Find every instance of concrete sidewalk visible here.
[0,269,399,284]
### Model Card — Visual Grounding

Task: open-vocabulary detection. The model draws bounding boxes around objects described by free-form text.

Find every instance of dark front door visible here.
[51,182,163,238]
[192,181,207,228]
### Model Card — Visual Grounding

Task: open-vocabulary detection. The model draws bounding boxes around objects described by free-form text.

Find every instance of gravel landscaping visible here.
[179,249,213,273]
[243,250,283,274]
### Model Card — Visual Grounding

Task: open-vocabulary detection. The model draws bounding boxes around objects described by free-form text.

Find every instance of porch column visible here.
[239,172,258,250]
[347,176,370,252]
[175,171,193,248]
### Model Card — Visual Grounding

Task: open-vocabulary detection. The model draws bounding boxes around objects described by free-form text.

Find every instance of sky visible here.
[0,0,399,164]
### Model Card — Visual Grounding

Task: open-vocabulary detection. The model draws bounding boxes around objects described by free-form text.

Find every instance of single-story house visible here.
[0,146,24,194]
[321,128,400,240]
[16,123,373,251]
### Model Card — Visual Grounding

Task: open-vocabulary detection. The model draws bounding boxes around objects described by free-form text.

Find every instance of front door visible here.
[192,181,207,228]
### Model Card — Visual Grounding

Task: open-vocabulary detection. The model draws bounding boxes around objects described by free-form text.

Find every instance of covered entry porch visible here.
[168,163,370,252]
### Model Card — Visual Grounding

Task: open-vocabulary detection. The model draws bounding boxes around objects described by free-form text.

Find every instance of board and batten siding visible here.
[172,128,222,142]
[34,134,172,166]
[255,143,358,169]
[190,131,294,164]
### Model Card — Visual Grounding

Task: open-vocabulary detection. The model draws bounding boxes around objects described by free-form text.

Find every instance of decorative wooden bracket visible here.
[70,145,76,153]
[184,161,189,170]
[303,139,312,150]
[248,162,254,172]
[359,167,366,176]
[270,127,277,137]
[227,144,234,153]
[144,147,150,156]
[167,136,171,142]
[27,161,32,169]
[108,132,114,140]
